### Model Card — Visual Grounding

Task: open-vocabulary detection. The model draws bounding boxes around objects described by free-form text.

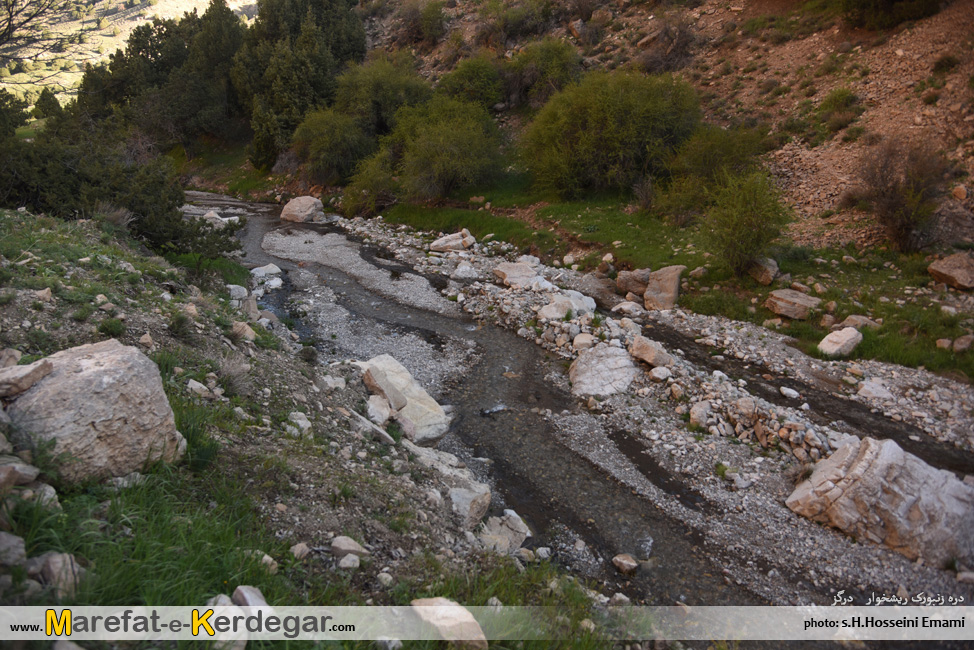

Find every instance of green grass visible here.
[171,142,281,200]
[167,252,250,285]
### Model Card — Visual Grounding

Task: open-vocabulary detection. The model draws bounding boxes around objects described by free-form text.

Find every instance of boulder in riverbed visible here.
[568,344,638,396]
[281,196,325,223]
[359,355,450,447]
[786,437,974,567]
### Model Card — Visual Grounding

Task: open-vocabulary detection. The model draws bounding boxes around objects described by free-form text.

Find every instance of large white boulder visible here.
[430,229,476,252]
[764,289,821,320]
[281,196,325,223]
[786,437,974,567]
[568,344,638,396]
[6,340,186,484]
[359,355,450,446]
[537,290,595,320]
[643,265,686,310]
[817,327,862,357]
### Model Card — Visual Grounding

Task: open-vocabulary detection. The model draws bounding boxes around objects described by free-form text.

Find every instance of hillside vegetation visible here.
[1,0,972,373]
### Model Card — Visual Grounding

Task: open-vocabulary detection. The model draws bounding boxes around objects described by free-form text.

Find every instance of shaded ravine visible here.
[188,192,766,606]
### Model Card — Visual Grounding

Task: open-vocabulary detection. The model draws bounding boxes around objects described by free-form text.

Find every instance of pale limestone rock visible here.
[0,359,53,398]
[572,333,597,350]
[689,401,711,428]
[817,327,862,357]
[139,332,154,347]
[568,344,638,396]
[0,455,40,491]
[616,268,653,296]
[787,438,974,566]
[857,380,894,401]
[40,552,85,599]
[232,321,257,342]
[281,196,325,223]
[492,262,542,289]
[649,367,672,382]
[363,366,408,411]
[367,395,392,425]
[0,532,26,567]
[0,349,22,369]
[478,513,530,554]
[430,229,476,252]
[331,536,369,558]
[764,289,822,320]
[928,252,974,290]
[537,291,595,320]
[629,335,673,367]
[290,543,311,560]
[6,340,185,484]
[449,487,491,529]
[338,554,360,569]
[360,355,449,447]
[410,598,488,650]
[643,265,686,310]
[747,257,779,285]
[403,440,490,530]
[231,585,268,607]
[612,553,638,574]
[838,314,880,330]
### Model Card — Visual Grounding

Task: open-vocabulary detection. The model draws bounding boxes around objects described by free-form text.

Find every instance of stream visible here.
[181,192,974,650]
[184,191,763,607]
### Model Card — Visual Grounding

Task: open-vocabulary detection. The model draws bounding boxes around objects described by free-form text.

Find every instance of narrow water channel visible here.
[184,191,763,606]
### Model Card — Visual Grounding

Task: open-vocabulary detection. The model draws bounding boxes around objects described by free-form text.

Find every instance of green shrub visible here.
[856,137,947,252]
[389,96,503,199]
[668,124,766,183]
[703,172,791,275]
[343,149,398,217]
[522,71,700,196]
[0,90,28,139]
[335,52,432,136]
[439,55,504,108]
[292,108,374,184]
[398,0,446,44]
[932,54,959,74]
[657,175,709,226]
[816,86,862,135]
[98,318,126,337]
[506,37,581,108]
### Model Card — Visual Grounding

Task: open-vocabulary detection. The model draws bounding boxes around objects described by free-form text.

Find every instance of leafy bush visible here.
[98,318,126,337]
[703,172,791,275]
[856,137,947,252]
[839,0,940,29]
[293,108,374,184]
[668,124,766,183]
[522,71,700,196]
[656,175,709,226]
[344,97,502,213]
[388,96,503,199]
[398,0,446,44]
[335,52,432,136]
[476,0,555,47]
[506,37,581,108]
[439,55,504,108]
[342,149,399,217]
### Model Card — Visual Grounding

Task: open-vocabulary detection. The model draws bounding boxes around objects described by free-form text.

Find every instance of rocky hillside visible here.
[361,0,974,248]
[0,208,610,645]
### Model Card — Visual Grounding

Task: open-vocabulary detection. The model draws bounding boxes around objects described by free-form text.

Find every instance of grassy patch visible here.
[171,142,281,200]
